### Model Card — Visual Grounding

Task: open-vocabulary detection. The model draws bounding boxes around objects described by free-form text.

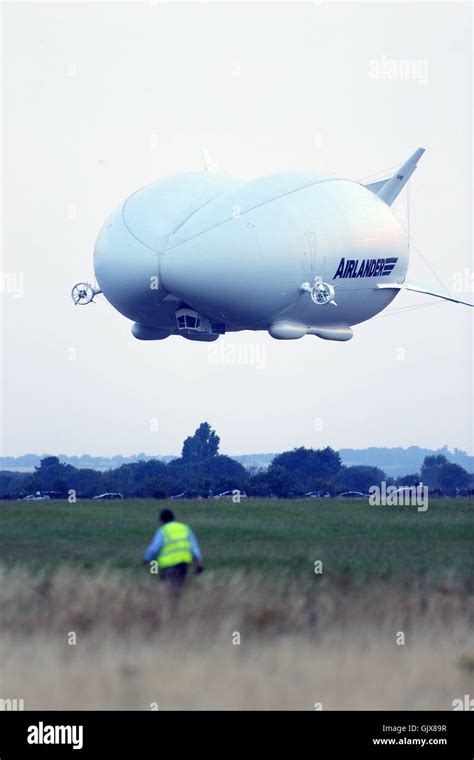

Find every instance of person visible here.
[143,508,203,585]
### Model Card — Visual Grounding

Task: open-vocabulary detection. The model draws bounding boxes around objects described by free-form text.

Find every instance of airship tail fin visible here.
[377,281,474,307]
[364,148,425,206]
[201,147,221,173]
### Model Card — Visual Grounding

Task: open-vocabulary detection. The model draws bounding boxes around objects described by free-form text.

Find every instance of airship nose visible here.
[322,182,409,284]
[93,206,163,324]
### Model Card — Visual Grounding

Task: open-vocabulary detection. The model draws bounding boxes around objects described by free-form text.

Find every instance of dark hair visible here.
[160,509,174,524]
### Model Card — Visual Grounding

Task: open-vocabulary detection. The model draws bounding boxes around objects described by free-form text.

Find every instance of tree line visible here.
[0,423,472,500]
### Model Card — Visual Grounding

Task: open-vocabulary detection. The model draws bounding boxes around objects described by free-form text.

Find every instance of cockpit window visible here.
[176,309,203,331]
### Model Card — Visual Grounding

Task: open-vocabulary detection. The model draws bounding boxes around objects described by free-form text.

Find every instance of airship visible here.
[72,148,472,342]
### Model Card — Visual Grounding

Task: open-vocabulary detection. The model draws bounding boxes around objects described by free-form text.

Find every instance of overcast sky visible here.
[1,1,472,458]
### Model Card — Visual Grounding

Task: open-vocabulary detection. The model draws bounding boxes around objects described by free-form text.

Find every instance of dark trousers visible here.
[159,562,189,586]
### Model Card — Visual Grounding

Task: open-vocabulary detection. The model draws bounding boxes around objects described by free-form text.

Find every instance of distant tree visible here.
[421,455,470,495]
[52,477,69,493]
[246,470,272,497]
[438,463,471,495]
[35,456,61,470]
[200,455,248,494]
[420,455,448,492]
[201,454,246,481]
[106,459,170,498]
[246,465,260,478]
[0,471,28,499]
[397,473,421,487]
[71,468,105,498]
[270,447,341,493]
[27,456,76,494]
[266,465,295,498]
[181,422,220,462]
[166,452,248,496]
[336,465,386,493]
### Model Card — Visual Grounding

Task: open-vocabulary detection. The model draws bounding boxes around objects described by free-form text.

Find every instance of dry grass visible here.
[2,633,473,710]
[1,566,473,710]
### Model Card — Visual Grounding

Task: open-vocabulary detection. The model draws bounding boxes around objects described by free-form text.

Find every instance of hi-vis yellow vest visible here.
[158,522,193,568]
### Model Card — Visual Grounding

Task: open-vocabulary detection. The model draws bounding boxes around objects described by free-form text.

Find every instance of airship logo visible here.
[333,257,398,279]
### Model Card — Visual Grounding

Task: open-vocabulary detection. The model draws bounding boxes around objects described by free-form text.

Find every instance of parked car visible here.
[23,492,50,501]
[214,490,248,500]
[169,491,203,500]
[337,491,365,499]
[92,492,123,500]
[305,491,331,499]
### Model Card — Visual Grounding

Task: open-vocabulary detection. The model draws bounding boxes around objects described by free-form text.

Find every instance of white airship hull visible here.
[84,149,472,341]
[94,172,406,340]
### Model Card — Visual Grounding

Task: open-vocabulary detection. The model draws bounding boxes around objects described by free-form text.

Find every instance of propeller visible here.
[71,282,102,305]
[299,233,337,305]
[300,276,337,306]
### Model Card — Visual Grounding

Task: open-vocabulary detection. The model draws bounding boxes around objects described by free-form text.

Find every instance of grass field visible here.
[2,497,474,580]
[1,498,473,709]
